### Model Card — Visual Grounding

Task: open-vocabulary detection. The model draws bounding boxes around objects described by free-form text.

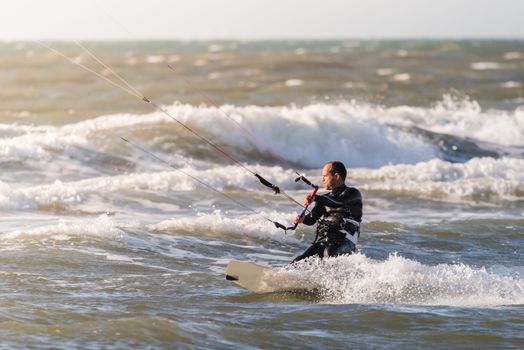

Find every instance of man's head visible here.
[322,161,347,190]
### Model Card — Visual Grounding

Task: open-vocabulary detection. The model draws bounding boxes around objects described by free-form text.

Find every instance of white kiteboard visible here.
[225,260,318,293]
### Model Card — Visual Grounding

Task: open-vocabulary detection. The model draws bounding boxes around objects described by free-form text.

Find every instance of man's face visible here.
[322,164,335,190]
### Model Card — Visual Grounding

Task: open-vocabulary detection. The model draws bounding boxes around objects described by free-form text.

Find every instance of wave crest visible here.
[355,157,524,200]
[284,253,524,306]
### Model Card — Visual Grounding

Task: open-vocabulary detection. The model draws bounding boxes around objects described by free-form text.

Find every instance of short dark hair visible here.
[328,161,347,180]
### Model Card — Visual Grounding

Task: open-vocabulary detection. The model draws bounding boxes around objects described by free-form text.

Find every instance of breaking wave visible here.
[2,155,523,212]
[2,98,523,172]
[282,253,524,307]
[353,157,524,200]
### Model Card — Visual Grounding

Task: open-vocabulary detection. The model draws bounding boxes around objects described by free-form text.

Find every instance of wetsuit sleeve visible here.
[314,188,362,209]
[302,202,325,226]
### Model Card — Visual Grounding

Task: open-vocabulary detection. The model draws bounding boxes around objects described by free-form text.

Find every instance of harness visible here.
[312,217,360,244]
[340,218,361,245]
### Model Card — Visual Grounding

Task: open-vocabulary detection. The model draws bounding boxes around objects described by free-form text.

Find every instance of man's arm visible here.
[314,188,362,208]
[301,202,324,225]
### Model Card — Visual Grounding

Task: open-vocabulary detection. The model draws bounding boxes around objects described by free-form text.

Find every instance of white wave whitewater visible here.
[2,96,523,168]
[1,97,523,222]
[356,157,524,201]
[0,101,438,169]
[281,254,524,307]
[2,155,523,213]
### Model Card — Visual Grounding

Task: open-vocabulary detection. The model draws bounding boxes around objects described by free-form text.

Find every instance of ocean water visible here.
[0,40,523,349]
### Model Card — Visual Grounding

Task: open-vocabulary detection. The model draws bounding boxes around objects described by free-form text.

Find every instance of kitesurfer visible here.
[292,161,362,262]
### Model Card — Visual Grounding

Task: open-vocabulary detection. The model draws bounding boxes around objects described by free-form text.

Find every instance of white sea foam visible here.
[0,165,297,210]
[285,79,304,87]
[294,48,307,55]
[209,103,436,168]
[7,102,437,168]
[500,81,522,88]
[142,99,523,164]
[0,124,88,162]
[0,103,521,208]
[208,44,224,52]
[386,95,524,147]
[392,73,411,82]
[2,169,263,211]
[2,98,522,171]
[2,155,518,213]
[0,112,168,163]
[0,181,36,210]
[354,157,524,200]
[282,253,524,307]
[149,210,301,243]
[343,82,367,89]
[504,52,523,60]
[470,62,502,70]
[376,68,395,76]
[1,214,125,241]
[146,55,165,64]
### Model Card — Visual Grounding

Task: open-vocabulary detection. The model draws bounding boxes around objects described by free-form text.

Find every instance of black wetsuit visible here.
[292,184,362,262]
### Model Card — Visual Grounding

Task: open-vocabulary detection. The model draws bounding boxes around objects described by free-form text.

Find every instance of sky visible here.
[0,0,523,40]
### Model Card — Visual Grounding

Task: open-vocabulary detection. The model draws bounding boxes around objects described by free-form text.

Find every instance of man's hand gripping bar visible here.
[286,174,319,231]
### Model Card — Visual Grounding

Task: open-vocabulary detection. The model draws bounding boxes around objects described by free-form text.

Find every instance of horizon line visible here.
[2,36,524,43]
